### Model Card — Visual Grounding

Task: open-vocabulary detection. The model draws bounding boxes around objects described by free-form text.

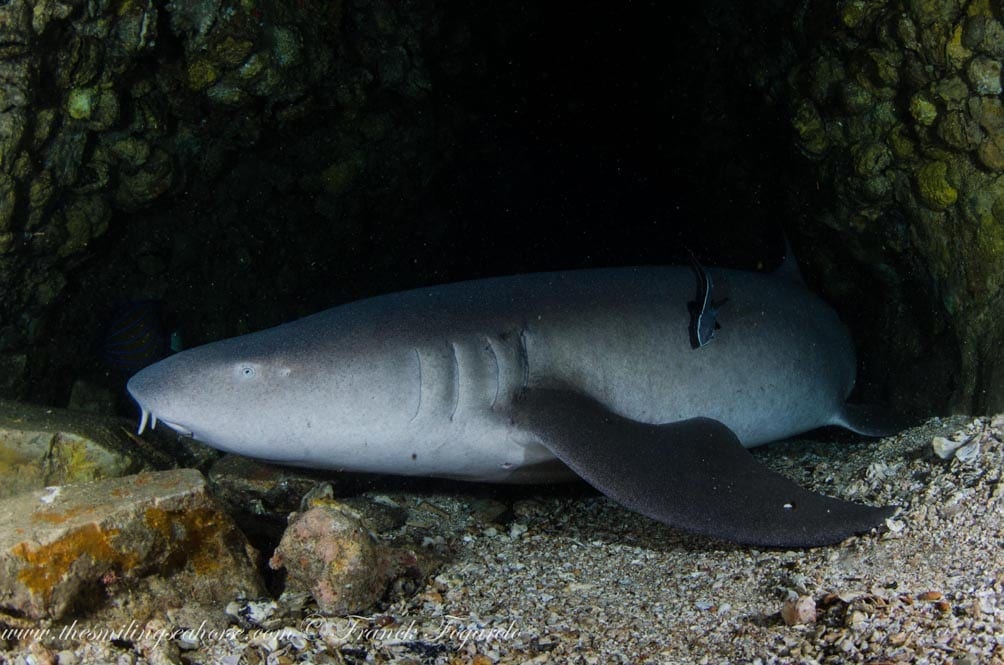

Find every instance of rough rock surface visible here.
[207,454,409,547]
[1,0,998,420]
[782,0,1004,413]
[0,468,263,621]
[269,501,420,616]
[0,0,467,403]
[207,454,358,546]
[0,398,175,499]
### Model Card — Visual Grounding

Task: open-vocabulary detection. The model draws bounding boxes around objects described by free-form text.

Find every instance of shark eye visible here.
[238,365,256,379]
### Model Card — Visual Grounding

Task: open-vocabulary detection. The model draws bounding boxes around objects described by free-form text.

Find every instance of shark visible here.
[127,258,901,547]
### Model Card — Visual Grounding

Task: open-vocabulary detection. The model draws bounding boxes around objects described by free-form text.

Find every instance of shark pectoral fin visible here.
[511,388,894,548]
[833,403,915,438]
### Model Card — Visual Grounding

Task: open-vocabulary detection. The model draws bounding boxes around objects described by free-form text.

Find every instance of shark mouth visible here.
[136,407,194,438]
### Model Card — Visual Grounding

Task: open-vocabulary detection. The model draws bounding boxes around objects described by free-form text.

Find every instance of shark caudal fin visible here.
[831,403,915,438]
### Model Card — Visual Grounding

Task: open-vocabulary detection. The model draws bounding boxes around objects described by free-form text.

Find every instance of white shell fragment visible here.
[954,439,981,464]
[280,628,308,651]
[932,435,969,460]
[175,632,200,650]
[39,487,60,505]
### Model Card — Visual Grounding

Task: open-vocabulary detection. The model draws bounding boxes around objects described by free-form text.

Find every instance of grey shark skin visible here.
[128,265,900,547]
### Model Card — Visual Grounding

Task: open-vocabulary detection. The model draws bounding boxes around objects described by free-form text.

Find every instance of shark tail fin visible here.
[831,403,915,438]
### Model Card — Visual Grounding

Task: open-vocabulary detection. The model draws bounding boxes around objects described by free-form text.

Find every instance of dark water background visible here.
[41,1,903,413]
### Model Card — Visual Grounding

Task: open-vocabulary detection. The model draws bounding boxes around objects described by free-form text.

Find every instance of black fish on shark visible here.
[686,250,728,349]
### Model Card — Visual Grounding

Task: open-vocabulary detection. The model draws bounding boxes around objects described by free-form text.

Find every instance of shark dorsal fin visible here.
[774,234,804,284]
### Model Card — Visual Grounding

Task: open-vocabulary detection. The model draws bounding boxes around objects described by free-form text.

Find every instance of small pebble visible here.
[781,594,817,626]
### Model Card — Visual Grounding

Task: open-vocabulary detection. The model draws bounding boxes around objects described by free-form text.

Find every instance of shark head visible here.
[126,317,419,464]
[127,336,268,443]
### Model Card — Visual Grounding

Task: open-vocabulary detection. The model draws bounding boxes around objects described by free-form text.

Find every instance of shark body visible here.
[128,264,899,546]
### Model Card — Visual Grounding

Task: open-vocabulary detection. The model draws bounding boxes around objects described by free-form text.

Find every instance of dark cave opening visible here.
[24,0,959,419]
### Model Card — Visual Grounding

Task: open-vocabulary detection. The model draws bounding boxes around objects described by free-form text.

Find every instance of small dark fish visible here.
[687,251,726,349]
[102,300,172,374]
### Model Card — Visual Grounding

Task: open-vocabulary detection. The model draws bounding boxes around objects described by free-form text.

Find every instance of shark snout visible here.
[126,364,195,438]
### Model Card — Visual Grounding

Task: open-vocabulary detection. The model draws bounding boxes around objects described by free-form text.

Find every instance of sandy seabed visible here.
[347,413,1004,664]
[3,413,1001,664]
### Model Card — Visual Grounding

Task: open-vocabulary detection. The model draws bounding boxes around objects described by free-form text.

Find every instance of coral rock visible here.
[0,399,175,499]
[0,468,263,620]
[269,504,395,615]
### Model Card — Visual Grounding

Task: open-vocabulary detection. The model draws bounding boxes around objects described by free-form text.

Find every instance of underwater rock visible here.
[0,355,27,400]
[781,594,817,626]
[0,399,175,499]
[208,454,323,514]
[932,434,969,460]
[66,379,117,415]
[967,56,1002,96]
[338,496,409,535]
[0,468,263,620]
[269,504,386,615]
[783,0,1004,414]
[300,482,409,535]
[208,455,407,525]
[916,161,958,210]
[909,93,938,127]
[269,503,418,615]
[953,437,981,464]
[0,0,463,407]
[962,15,1004,58]
[207,454,331,547]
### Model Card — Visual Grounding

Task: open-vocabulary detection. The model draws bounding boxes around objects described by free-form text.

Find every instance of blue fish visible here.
[102,300,176,374]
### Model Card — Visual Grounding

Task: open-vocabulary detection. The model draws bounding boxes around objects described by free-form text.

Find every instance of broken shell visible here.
[884,517,905,534]
[281,628,308,651]
[932,435,967,459]
[953,439,981,464]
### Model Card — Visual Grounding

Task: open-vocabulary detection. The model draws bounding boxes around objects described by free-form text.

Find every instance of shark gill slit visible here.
[485,335,501,408]
[448,341,460,422]
[518,328,530,390]
[410,347,422,423]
